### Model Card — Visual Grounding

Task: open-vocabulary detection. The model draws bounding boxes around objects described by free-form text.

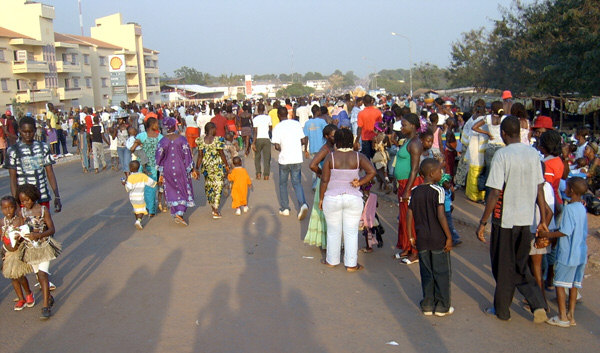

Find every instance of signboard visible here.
[108,55,125,72]
[110,72,126,86]
[244,74,252,95]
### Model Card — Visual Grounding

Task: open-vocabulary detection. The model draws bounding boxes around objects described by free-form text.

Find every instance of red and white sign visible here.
[245,74,252,95]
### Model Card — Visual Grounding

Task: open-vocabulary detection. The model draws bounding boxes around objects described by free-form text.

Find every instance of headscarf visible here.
[164,117,177,130]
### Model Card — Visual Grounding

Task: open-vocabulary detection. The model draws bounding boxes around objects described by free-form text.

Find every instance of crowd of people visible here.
[0,91,593,326]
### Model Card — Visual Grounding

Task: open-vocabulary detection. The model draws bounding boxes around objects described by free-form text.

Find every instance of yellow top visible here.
[268,108,280,128]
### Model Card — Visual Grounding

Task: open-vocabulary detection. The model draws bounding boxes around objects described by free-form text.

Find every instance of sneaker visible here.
[422,310,433,316]
[279,209,290,216]
[434,307,455,317]
[40,306,51,320]
[298,203,309,220]
[26,292,35,307]
[14,300,27,311]
[235,208,242,216]
[135,220,143,230]
[242,206,249,213]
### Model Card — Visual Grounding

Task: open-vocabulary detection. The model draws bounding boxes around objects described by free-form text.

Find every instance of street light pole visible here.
[391,32,412,97]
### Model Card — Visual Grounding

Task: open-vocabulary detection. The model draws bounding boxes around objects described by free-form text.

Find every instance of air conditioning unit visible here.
[15,50,27,61]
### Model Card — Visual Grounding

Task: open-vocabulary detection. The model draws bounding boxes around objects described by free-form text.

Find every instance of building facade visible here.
[0,0,160,115]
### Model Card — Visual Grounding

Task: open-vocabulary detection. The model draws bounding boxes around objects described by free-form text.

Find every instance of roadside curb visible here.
[0,154,80,179]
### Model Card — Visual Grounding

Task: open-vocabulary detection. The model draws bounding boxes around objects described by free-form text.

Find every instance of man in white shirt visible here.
[252,103,272,180]
[295,99,311,128]
[271,106,309,220]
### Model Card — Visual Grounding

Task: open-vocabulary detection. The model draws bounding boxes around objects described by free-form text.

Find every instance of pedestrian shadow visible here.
[15,248,182,352]
[47,198,136,302]
[192,205,327,352]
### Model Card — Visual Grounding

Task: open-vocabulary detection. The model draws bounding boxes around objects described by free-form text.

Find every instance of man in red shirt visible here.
[354,95,382,158]
[84,107,93,134]
[210,107,228,137]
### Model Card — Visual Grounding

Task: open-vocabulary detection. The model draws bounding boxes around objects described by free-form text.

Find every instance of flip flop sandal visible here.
[359,248,373,253]
[394,252,408,260]
[320,259,336,268]
[212,212,222,219]
[174,216,188,226]
[545,315,570,328]
[401,257,419,265]
[346,264,364,272]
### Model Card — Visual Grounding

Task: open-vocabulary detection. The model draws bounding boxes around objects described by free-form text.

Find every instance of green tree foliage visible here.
[376,63,450,94]
[173,66,211,85]
[276,83,315,97]
[449,0,600,96]
[448,28,491,92]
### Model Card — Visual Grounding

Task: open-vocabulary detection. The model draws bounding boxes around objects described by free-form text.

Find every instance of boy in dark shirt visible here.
[90,116,109,173]
[407,158,454,316]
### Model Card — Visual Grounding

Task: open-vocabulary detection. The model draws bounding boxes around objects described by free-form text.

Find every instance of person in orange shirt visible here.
[354,95,382,159]
[227,156,252,215]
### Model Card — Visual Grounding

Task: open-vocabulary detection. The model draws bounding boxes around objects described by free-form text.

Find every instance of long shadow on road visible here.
[193,204,327,352]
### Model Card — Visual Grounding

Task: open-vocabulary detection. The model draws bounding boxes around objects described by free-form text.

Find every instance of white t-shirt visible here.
[392,120,402,132]
[437,113,448,126]
[185,114,198,128]
[196,114,212,136]
[79,112,87,124]
[101,112,111,123]
[253,114,271,139]
[530,182,556,233]
[296,105,311,128]
[575,142,587,159]
[271,119,305,165]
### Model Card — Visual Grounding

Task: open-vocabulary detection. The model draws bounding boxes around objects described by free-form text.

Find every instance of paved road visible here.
[1,151,599,352]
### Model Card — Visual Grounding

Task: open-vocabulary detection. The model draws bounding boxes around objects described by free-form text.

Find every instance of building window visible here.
[83,54,89,65]
[73,78,79,88]
[85,77,91,88]
[1,79,8,91]
[71,54,77,65]
[0,49,5,62]
[99,56,107,66]
[17,79,28,91]
[64,78,70,89]
[101,78,108,87]
[153,60,157,68]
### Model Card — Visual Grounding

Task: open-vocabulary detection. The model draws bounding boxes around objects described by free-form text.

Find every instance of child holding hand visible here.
[227,156,252,215]
[407,158,454,316]
[1,195,34,311]
[18,184,61,320]
[538,177,588,328]
[123,160,156,230]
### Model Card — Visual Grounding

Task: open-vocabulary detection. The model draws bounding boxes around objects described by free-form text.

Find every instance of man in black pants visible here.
[476,116,548,323]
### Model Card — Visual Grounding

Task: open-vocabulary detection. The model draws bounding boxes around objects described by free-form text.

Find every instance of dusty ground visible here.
[0,152,599,353]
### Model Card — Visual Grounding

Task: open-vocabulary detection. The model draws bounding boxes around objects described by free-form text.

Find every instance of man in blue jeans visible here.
[272,106,309,220]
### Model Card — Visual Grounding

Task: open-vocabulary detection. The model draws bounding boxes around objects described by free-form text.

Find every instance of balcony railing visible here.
[127,85,140,94]
[15,89,52,103]
[125,65,138,74]
[56,61,81,73]
[57,87,82,100]
[12,60,49,74]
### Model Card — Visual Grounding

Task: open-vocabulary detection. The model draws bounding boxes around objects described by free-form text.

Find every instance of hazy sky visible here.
[50,0,524,78]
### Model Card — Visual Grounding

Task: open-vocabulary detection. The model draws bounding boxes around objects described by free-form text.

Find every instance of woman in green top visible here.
[394,113,423,265]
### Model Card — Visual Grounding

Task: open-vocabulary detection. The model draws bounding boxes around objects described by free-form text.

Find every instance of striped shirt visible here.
[125,172,156,214]
[4,141,55,202]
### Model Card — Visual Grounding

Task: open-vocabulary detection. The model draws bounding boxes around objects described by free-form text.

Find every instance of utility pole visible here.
[78,0,84,36]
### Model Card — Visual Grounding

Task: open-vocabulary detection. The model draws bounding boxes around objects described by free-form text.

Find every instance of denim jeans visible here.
[278,163,306,211]
[117,146,131,172]
[55,129,68,155]
[418,249,452,313]
[445,211,461,242]
[361,140,374,159]
[323,194,363,267]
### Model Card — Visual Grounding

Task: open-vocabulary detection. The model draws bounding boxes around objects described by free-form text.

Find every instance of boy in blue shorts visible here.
[537,177,588,327]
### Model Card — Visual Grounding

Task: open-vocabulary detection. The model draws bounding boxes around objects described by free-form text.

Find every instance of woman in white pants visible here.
[319,129,376,271]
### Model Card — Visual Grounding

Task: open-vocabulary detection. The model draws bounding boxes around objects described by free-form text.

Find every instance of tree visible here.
[276,83,315,97]
[173,66,211,85]
[448,28,491,92]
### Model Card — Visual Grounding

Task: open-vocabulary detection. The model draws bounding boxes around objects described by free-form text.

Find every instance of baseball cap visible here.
[5,110,11,116]
[532,116,553,130]
[502,90,513,100]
